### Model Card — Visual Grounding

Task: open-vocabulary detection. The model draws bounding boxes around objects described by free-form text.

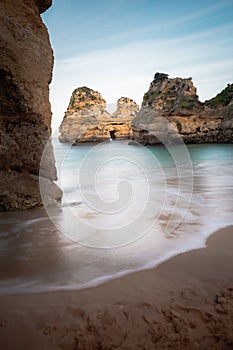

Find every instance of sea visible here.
[0,138,233,294]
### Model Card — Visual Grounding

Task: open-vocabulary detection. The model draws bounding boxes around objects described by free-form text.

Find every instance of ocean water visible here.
[0,139,233,294]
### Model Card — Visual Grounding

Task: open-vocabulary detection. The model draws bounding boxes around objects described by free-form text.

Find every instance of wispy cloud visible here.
[157,0,232,29]
[50,21,233,130]
[77,0,233,51]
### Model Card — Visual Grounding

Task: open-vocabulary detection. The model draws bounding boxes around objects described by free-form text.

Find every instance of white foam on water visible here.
[0,141,233,294]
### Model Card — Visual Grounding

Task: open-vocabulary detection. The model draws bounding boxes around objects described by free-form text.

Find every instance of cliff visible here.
[132,73,233,145]
[59,88,139,143]
[111,97,139,119]
[221,100,233,141]
[0,0,62,210]
[59,87,110,143]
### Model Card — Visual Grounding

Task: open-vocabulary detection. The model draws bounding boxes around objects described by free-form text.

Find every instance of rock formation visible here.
[59,88,139,143]
[221,100,233,141]
[0,0,62,210]
[59,87,110,143]
[111,97,139,119]
[132,73,233,145]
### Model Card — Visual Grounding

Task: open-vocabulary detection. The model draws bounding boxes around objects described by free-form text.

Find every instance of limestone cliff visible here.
[0,0,62,210]
[111,97,139,119]
[59,88,139,143]
[142,72,203,116]
[132,73,233,145]
[221,100,233,142]
[59,87,110,143]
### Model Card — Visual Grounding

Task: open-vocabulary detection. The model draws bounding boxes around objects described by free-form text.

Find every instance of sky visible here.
[42,0,233,131]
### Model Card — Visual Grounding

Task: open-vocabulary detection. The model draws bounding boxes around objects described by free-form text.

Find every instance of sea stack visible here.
[59,87,139,143]
[0,0,62,210]
[111,97,139,119]
[59,87,110,143]
[131,73,233,145]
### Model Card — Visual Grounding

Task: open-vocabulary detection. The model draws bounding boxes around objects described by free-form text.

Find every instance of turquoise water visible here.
[0,140,232,294]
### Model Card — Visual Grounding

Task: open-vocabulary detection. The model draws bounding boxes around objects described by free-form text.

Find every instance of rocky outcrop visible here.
[142,72,203,116]
[132,73,233,145]
[59,87,110,143]
[111,97,139,119]
[59,88,139,143]
[221,100,233,142]
[0,0,62,210]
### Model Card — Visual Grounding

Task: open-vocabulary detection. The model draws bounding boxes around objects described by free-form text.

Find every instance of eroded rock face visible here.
[111,97,139,119]
[59,87,110,143]
[143,72,203,116]
[0,0,62,210]
[221,101,233,142]
[59,88,139,143]
[132,73,233,145]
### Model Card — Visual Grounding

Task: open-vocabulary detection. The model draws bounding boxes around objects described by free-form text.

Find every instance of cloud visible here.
[50,24,233,130]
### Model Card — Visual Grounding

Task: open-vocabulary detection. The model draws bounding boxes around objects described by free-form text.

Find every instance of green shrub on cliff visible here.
[69,86,99,110]
[205,83,233,108]
[179,96,199,110]
[143,91,160,105]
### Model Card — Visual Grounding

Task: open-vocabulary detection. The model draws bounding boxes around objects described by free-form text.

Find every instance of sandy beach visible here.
[0,225,233,349]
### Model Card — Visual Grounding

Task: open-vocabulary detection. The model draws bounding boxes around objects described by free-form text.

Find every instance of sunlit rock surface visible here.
[132,73,233,145]
[0,0,62,210]
[59,87,139,143]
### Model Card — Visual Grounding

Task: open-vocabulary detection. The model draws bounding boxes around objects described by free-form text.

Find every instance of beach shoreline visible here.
[1,225,233,349]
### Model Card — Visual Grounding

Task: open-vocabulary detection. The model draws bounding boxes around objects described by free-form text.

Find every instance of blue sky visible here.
[42,0,233,130]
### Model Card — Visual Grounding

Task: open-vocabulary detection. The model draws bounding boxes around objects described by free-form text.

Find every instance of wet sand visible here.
[0,226,233,349]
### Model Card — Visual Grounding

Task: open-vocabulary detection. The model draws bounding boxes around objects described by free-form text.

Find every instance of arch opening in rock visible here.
[110,130,116,139]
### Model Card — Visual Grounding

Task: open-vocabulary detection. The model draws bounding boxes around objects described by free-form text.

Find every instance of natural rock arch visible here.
[59,87,139,143]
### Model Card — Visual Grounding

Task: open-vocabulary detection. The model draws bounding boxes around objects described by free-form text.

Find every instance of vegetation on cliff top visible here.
[69,86,100,110]
[205,83,233,108]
